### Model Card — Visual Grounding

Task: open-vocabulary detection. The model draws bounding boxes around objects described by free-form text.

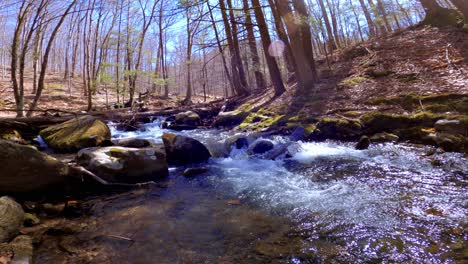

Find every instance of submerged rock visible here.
[40,116,111,152]
[250,139,274,154]
[183,167,209,177]
[355,136,370,150]
[162,133,211,165]
[77,146,168,184]
[0,140,69,195]
[0,197,24,243]
[114,138,151,148]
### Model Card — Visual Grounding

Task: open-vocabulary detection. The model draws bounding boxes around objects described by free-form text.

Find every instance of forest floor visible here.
[0,25,466,121]
[233,25,467,126]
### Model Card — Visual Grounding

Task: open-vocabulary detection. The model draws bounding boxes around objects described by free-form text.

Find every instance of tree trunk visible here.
[242,0,266,91]
[251,0,286,96]
[358,0,376,37]
[317,0,337,51]
[267,0,295,75]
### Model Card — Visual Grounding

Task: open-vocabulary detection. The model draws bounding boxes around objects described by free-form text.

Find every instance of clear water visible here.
[35,120,468,263]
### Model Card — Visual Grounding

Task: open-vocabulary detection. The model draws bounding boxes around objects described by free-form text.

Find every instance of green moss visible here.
[238,111,285,131]
[342,111,362,118]
[425,104,454,113]
[311,117,362,140]
[365,93,467,113]
[338,75,367,87]
[361,112,448,133]
[39,116,111,152]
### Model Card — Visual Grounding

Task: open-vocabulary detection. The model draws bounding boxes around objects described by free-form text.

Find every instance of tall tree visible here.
[251,0,286,96]
[242,0,266,91]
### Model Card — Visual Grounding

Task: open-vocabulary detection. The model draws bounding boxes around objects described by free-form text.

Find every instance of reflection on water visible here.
[36,120,468,263]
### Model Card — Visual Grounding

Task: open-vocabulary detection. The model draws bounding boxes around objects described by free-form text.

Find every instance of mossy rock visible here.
[310,118,362,140]
[214,111,248,127]
[0,129,25,144]
[238,111,285,131]
[40,116,111,152]
[361,112,445,134]
[365,93,467,113]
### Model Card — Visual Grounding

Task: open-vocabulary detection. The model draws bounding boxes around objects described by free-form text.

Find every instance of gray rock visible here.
[162,133,211,165]
[114,138,151,148]
[214,111,248,127]
[0,140,69,195]
[175,111,201,126]
[435,119,466,135]
[77,146,168,184]
[0,197,25,243]
[250,139,274,154]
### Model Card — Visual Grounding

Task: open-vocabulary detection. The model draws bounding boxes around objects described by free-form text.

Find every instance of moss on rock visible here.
[310,117,362,140]
[40,116,111,152]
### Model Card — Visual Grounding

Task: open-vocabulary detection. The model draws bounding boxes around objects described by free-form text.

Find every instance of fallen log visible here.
[0,102,223,129]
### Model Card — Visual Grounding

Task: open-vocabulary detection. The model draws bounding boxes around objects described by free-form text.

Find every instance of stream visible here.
[35,119,467,263]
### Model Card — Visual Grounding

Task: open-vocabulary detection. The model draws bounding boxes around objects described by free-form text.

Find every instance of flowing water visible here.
[36,120,467,263]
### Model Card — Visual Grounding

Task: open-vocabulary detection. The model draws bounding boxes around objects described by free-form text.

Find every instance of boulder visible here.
[427,133,467,153]
[0,140,69,195]
[40,115,111,152]
[162,133,211,165]
[77,146,168,184]
[310,118,362,140]
[355,136,370,150]
[214,111,248,127]
[1,235,34,264]
[250,139,274,154]
[370,132,399,143]
[175,111,201,126]
[435,119,467,136]
[114,138,151,148]
[0,197,24,243]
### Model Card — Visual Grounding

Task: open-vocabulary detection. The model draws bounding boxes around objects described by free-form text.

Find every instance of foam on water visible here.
[292,141,366,164]
[110,120,467,228]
